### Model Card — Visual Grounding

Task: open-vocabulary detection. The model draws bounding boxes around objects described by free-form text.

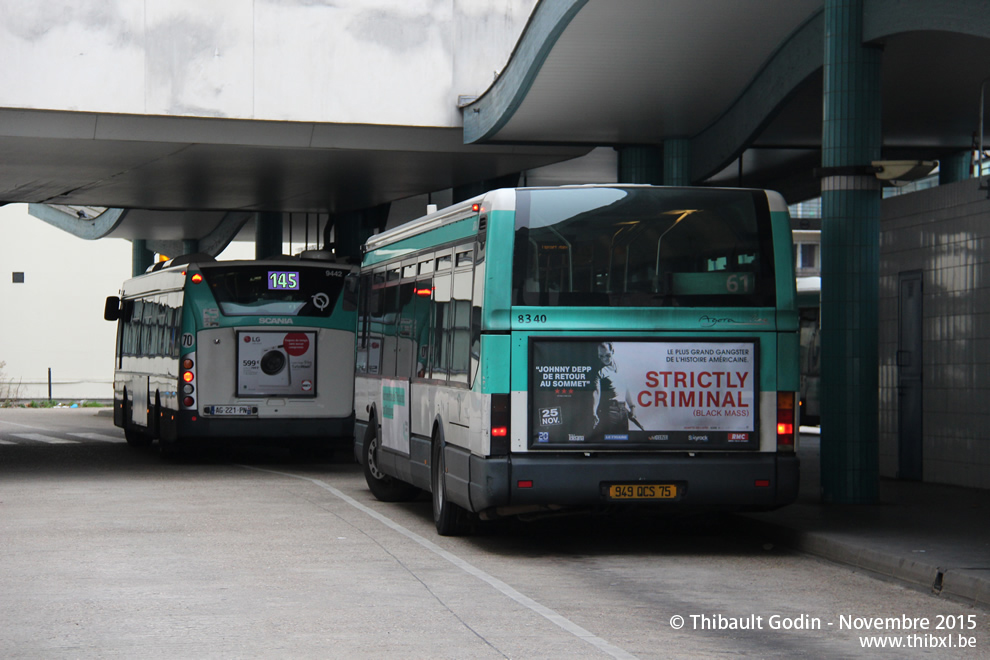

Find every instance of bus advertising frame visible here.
[528,336,761,451]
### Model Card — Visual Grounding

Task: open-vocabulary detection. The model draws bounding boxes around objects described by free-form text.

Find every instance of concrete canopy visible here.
[463,0,990,203]
[0,107,586,245]
[3,0,990,245]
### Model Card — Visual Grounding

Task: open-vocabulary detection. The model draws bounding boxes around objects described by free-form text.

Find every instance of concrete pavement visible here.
[742,434,990,607]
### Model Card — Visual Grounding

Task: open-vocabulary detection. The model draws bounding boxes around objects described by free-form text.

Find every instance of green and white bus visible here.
[353,186,800,534]
[104,252,356,456]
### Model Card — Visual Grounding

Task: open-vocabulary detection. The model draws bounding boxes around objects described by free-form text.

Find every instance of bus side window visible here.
[395,282,417,379]
[155,301,167,357]
[397,279,432,380]
[379,283,399,378]
[343,273,359,312]
[126,300,144,357]
[165,307,175,358]
[141,300,156,356]
[449,267,473,385]
[361,278,384,375]
[431,274,452,382]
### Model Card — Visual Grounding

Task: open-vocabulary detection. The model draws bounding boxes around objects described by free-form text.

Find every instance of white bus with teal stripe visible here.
[105,252,356,457]
[353,185,800,535]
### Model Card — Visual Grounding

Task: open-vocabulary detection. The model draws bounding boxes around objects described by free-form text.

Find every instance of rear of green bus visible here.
[477,185,799,513]
[172,258,356,449]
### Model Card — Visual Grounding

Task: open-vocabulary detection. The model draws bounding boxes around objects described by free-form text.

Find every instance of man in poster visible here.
[591,342,644,440]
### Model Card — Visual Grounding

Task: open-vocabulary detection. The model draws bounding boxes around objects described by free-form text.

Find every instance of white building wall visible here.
[0,204,131,401]
[0,205,256,402]
[879,179,990,490]
[0,0,537,127]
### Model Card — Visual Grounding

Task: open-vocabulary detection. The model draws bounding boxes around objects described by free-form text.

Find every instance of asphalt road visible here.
[1,408,985,658]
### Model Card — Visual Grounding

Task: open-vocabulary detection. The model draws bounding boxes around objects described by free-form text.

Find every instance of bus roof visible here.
[363,185,787,254]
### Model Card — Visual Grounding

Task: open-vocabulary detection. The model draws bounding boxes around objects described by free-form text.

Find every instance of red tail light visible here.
[490,394,510,455]
[181,354,197,410]
[777,392,796,450]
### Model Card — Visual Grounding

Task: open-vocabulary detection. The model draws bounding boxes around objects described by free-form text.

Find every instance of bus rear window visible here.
[199,264,348,317]
[512,187,776,307]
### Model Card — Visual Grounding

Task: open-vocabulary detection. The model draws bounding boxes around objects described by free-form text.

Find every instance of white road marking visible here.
[241,465,639,660]
[12,433,78,444]
[69,432,124,442]
[0,419,48,430]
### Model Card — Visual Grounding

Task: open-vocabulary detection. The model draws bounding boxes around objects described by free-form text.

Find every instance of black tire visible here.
[151,396,162,439]
[363,422,419,502]
[122,397,152,448]
[158,436,179,459]
[431,434,471,536]
[124,428,152,447]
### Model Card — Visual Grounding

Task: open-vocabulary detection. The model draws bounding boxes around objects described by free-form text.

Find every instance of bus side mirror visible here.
[104,296,121,322]
[343,273,359,312]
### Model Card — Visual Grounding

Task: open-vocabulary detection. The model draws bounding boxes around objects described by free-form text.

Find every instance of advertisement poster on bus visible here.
[237,331,317,397]
[529,339,759,449]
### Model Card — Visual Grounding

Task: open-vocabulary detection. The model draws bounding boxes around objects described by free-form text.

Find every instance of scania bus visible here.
[352,186,800,534]
[104,252,356,456]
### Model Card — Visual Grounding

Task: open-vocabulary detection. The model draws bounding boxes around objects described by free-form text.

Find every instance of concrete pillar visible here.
[819,0,882,504]
[617,146,662,184]
[327,204,390,264]
[131,239,153,277]
[663,139,691,186]
[182,239,198,256]
[255,212,283,260]
[939,151,971,185]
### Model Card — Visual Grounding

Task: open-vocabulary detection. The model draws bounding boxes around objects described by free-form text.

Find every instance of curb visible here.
[742,517,989,607]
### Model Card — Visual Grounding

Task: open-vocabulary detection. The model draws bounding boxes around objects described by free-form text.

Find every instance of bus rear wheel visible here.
[431,434,471,536]
[124,428,152,447]
[363,422,419,502]
[122,397,152,448]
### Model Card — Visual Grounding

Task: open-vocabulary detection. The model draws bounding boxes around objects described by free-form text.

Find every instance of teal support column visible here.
[617,146,662,184]
[820,0,882,504]
[939,151,971,185]
[131,239,153,277]
[255,212,283,260]
[663,139,691,186]
[326,204,390,264]
[182,239,198,256]
[327,210,363,263]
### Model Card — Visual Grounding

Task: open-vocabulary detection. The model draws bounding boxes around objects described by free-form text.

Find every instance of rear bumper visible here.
[176,411,354,443]
[467,451,799,513]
